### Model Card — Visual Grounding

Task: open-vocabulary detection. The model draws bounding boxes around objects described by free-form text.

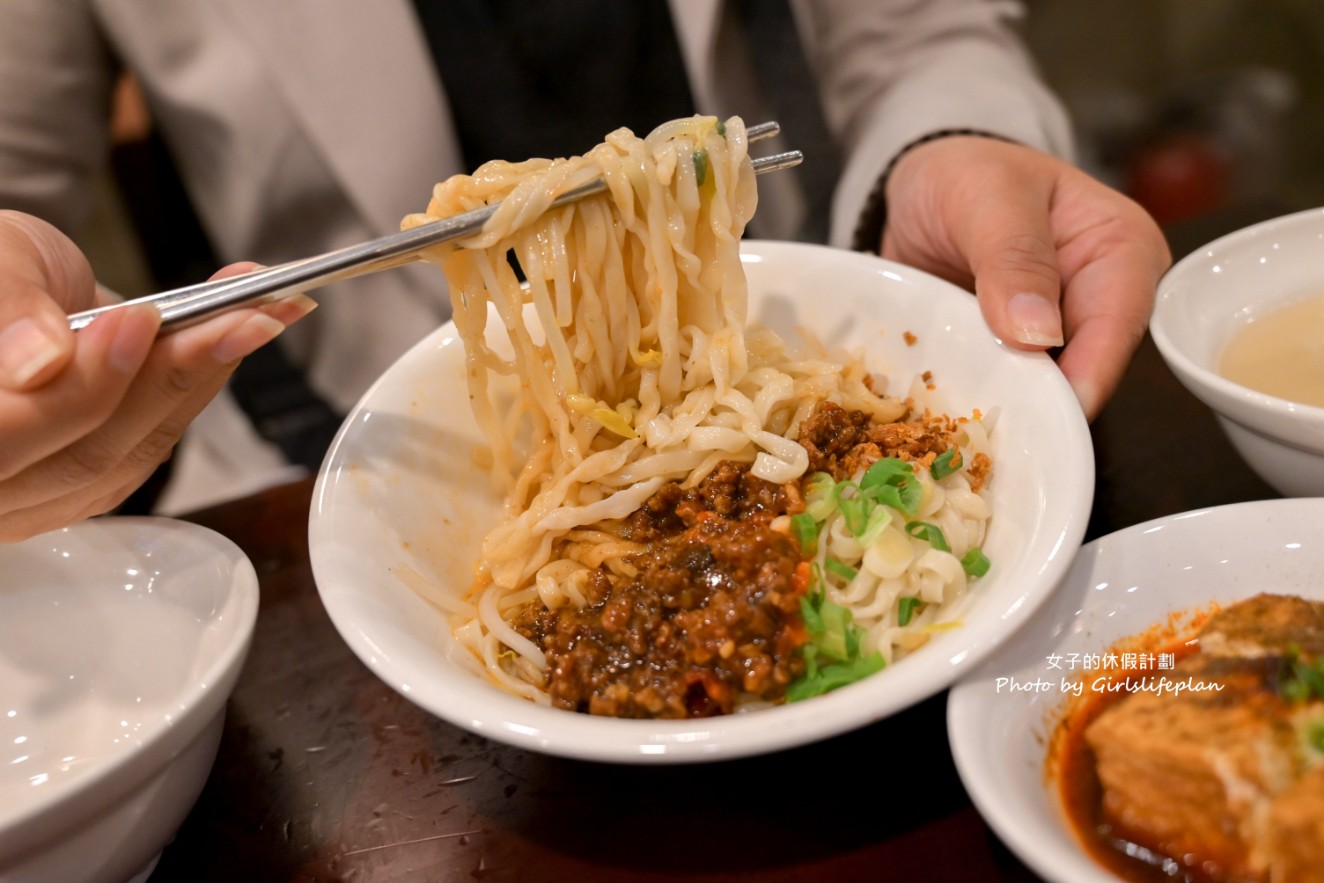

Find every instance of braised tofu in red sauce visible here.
[1075,593,1324,883]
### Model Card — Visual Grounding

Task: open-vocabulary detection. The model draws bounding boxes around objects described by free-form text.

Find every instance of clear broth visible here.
[1217,293,1324,407]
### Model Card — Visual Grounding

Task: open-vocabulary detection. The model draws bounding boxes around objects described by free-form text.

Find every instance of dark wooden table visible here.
[148,324,1278,883]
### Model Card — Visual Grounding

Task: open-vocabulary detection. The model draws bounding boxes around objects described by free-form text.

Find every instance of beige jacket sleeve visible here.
[0,1,118,234]
[799,0,1077,248]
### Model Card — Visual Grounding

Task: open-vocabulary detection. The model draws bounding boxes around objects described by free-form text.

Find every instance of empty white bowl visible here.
[1151,206,1324,497]
[0,517,259,883]
[310,240,1095,763]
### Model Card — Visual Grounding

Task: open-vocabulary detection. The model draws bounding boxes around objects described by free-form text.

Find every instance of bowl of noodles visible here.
[309,116,1094,762]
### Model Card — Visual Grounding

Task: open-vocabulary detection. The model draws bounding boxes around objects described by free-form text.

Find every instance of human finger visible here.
[1049,188,1170,419]
[945,161,1067,351]
[0,303,161,482]
[0,463,157,543]
[0,294,316,511]
[882,139,1067,350]
[0,211,97,390]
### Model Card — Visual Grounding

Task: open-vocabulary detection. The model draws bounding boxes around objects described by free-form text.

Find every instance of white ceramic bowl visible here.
[0,517,259,883]
[948,497,1324,883]
[1151,206,1324,497]
[310,240,1094,763]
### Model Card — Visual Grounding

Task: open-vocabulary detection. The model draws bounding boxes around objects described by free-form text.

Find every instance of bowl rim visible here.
[0,516,260,858]
[309,239,1096,763]
[1150,205,1324,426]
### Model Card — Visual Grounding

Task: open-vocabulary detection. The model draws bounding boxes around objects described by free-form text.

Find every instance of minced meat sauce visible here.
[800,400,991,490]
[514,461,810,718]
[513,400,982,719]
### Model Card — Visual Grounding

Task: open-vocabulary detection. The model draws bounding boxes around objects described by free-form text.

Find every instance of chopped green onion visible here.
[825,558,858,582]
[786,652,886,702]
[832,460,923,543]
[860,457,911,491]
[835,490,869,537]
[801,642,821,677]
[931,448,963,480]
[790,512,818,556]
[860,457,922,516]
[1301,664,1324,699]
[861,457,910,486]
[886,480,923,517]
[898,596,923,627]
[693,149,709,186]
[905,520,950,553]
[961,547,991,577]
[804,472,838,521]
[1279,643,1324,704]
[800,593,823,634]
[790,590,884,702]
[799,592,856,661]
[815,599,855,661]
[715,119,726,136]
[857,505,892,547]
[1307,718,1324,755]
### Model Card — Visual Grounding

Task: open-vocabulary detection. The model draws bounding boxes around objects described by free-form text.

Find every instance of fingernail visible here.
[1007,292,1065,347]
[0,317,65,387]
[106,305,161,374]
[212,313,286,363]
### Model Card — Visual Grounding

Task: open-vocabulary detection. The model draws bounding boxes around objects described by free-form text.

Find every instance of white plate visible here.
[947,497,1324,883]
[310,239,1094,763]
[0,517,258,883]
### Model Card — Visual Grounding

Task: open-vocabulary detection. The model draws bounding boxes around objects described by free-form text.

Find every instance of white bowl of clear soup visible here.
[1151,206,1324,497]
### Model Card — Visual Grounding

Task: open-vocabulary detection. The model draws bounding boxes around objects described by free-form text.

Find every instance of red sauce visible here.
[1051,634,1211,882]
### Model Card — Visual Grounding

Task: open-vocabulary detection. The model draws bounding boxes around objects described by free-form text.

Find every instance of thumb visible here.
[0,212,95,391]
[963,193,1065,351]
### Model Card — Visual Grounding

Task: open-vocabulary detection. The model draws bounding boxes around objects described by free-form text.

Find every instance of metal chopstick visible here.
[67,121,801,334]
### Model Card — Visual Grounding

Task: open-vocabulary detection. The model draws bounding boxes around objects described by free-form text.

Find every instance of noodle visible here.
[404,115,994,716]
